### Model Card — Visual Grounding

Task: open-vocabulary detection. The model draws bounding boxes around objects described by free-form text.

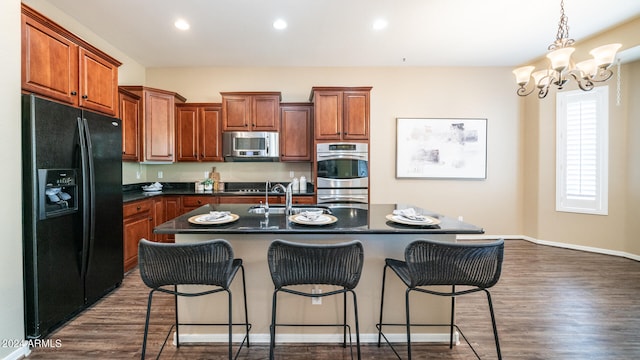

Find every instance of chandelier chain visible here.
[550,0,574,50]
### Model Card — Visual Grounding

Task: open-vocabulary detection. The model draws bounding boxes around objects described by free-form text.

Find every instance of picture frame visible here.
[396,118,487,179]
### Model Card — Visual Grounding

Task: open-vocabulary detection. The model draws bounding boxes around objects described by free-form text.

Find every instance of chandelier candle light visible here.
[513,0,621,99]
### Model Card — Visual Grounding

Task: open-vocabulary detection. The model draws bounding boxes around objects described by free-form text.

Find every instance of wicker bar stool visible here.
[267,239,364,360]
[376,238,504,360]
[138,239,250,360]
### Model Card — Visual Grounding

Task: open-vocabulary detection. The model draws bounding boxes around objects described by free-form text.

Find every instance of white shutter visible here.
[556,87,608,215]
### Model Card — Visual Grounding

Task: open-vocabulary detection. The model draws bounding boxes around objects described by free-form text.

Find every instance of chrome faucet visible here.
[264,180,271,215]
[271,182,293,215]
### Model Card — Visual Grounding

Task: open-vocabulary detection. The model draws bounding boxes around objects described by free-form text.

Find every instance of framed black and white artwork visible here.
[396,118,487,179]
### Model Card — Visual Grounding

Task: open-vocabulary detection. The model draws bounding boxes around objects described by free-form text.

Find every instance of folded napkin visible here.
[299,210,323,221]
[393,208,427,221]
[205,211,230,220]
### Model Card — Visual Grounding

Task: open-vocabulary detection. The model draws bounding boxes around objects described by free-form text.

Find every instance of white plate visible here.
[289,214,338,226]
[385,214,440,226]
[188,213,239,225]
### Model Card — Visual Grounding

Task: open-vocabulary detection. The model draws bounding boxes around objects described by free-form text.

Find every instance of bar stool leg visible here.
[377,264,388,347]
[174,286,180,348]
[269,290,278,360]
[450,285,455,349]
[343,292,348,347]
[485,290,502,360]
[240,265,250,347]
[351,290,362,360]
[141,290,156,360]
[405,289,412,360]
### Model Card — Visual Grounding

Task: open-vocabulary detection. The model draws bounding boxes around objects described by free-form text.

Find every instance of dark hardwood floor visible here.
[27,240,640,359]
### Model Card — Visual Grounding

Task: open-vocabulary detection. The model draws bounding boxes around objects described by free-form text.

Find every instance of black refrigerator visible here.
[22,94,123,339]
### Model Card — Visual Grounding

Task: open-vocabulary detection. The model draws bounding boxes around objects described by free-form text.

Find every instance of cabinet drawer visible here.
[182,196,215,208]
[123,199,152,218]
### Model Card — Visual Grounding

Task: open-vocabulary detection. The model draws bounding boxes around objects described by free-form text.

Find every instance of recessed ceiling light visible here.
[372,18,388,31]
[273,19,287,30]
[174,19,190,31]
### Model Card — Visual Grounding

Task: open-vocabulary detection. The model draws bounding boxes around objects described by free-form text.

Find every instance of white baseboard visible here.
[176,332,459,345]
[1,345,30,360]
[456,234,640,262]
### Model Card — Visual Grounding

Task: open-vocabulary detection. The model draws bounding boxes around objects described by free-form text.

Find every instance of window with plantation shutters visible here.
[556,87,609,215]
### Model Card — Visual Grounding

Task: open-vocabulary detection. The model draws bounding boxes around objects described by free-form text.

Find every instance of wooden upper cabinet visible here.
[176,105,199,161]
[280,103,312,162]
[221,92,281,132]
[78,47,118,115]
[310,87,371,141]
[21,4,121,116]
[200,105,223,161]
[118,88,141,161]
[21,12,78,106]
[120,86,186,162]
[176,103,223,162]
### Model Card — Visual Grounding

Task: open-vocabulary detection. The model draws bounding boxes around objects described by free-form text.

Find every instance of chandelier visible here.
[512,0,621,98]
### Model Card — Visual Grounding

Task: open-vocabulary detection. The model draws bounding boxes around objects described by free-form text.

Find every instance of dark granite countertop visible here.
[123,182,315,203]
[154,203,484,235]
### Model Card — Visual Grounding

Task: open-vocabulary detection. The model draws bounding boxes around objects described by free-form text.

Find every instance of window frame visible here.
[555,86,609,215]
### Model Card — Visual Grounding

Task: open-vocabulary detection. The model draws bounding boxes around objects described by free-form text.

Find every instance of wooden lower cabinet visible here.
[182,195,218,212]
[122,199,153,272]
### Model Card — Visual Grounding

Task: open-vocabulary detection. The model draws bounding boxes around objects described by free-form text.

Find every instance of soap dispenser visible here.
[299,176,307,192]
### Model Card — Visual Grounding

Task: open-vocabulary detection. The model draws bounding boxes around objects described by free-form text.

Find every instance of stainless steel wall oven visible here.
[316,142,369,204]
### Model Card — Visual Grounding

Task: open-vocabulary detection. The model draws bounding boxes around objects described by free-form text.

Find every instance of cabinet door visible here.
[144,91,175,161]
[119,89,140,161]
[343,91,370,140]
[182,195,217,212]
[176,105,199,161]
[163,196,182,243]
[78,47,118,116]
[280,105,312,161]
[151,198,166,243]
[252,95,280,131]
[200,106,223,161]
[21,13,79,106]
[314,91,343,140]
[222,95,250,131]
[123,214,151,272]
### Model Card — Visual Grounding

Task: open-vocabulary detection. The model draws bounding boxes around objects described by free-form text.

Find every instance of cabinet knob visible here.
[197,200,202,204]
[82,95,88,99]
[136,206,141,210]
[244,124,248,127]
[70,91,77,96]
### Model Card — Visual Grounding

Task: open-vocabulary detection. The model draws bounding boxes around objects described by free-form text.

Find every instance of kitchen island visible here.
[153,203,484,345]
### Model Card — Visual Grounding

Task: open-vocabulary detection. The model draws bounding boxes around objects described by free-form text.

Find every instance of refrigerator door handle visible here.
[76,118,90,281]
[82,118,97,278]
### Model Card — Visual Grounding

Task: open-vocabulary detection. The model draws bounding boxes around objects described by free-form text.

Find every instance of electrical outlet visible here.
[136,171,141,179]
[312,287,322,305]
[458,215,464,221]
[289,171,295,179]
[158,171,163,179]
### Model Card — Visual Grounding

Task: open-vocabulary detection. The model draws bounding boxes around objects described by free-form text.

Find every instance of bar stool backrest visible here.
[267,239,364,289]
[405,239,504,289]
[138,239,236,289]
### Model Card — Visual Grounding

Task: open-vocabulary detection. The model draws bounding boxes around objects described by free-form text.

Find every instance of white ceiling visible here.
[36,0,640,68]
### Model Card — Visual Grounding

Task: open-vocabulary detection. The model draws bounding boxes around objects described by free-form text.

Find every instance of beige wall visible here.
[145,66,522,235]
[520,18,640,255]
[626,61,640,255]
[1,0,26,358]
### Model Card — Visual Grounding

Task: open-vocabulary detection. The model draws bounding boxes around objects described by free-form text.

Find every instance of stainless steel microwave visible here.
[223,131,279,162]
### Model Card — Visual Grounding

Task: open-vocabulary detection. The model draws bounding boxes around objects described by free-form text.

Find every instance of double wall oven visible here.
[316,142,369,206]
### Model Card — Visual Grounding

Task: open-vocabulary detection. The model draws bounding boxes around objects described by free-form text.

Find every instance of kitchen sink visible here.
[247,205,332,215]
